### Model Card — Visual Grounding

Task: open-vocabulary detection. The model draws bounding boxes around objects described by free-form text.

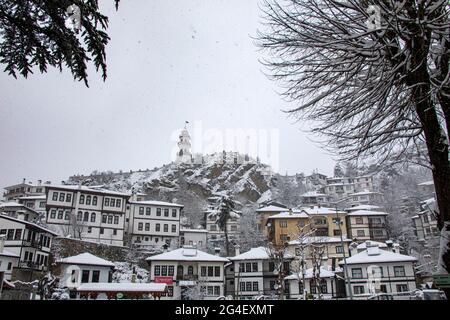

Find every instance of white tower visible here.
[176,122,192,164]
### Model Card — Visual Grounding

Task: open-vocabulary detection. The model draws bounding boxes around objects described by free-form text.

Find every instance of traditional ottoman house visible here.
[340,242,417,298]
[285,266,341,299]
[146,246,228,300]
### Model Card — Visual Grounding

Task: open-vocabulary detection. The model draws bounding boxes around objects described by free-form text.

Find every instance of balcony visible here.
[368,221,387,228]
[22,240,42,250]
[176,274,199,281]
[18,261,47,271]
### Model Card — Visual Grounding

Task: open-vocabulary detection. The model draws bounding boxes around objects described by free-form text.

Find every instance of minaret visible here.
[176,121,192,164]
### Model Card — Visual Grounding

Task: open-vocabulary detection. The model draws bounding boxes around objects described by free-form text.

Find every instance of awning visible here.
[76,282,167,293]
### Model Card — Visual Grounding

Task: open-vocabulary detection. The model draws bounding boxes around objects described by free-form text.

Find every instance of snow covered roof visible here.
[57,253,115,267]
[0,201,24,208]
[0,250,20,258]
[0,215,58,235]
[17,195,46,200]
[256,205,288,213]
[48,185,130,197]
[129,200,183,207]
[346,210,389,216]
[300,191,328,197]
[267,211,309,219]
[341,247,417,265]
[229,247,293,261]
[180,228,208,233]
[146,247,229,262]
[285,267,336,280]
[346,205,381,211]
[418,181,434,186]
[299,206,346,215]
[289,236,351,245]
[356,241,388,250]
[76,282,167,293]
[349,190,381,196]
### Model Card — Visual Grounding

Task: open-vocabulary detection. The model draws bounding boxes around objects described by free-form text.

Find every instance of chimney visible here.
[37,180,42,186]
[214,247,221,256]
[23,178,26,184]
[78,181,82,189]
[234,245,240,257]
[16,211,26,221]
[0,235,5,253]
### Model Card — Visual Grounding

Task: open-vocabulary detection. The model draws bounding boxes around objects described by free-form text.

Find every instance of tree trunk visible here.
[224,219,230,257]
[410,37,450,297]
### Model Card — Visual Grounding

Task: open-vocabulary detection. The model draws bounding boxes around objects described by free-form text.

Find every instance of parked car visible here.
[367,293,394,300]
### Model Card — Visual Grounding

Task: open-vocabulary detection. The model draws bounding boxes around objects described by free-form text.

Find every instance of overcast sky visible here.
[0,0,335,189]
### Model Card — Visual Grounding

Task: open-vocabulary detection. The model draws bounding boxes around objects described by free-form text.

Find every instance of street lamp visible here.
[333,199,353,300]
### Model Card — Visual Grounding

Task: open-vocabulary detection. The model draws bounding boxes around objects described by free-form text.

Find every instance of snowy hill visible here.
[66,152,309,225]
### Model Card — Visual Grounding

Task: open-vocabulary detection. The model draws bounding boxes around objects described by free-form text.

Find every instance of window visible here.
[14,229,22,240]
[154,266,161,276]
[208,266,214,277]
[352,268,363,279]
[172,209,177,217]
[113,229,117,236]
[59,193,65,202]
[168,266,174,276]
[50,209,56,219]
[81,270,90,283]
[240,282,246,292]
[79,195,85,204]
[214,266,220,277]
[92,196,97,206]
[171,225,176,233]
[66,194,72,203]
[161,266,168,276]
[239,263,245,273]
[188,266,194,275]
[210,225,217,231]
[139,207,144,215]
[423,215,429,223]
[164,209,169,217]
[138,223,143,231]
[83,212,89,222]
[269,281,276,290]
[353,286,365,295]
[86,195,91,205]
[58,210,64,219]
[357,230,365,237]
[252,282,259,292]
[110,199,115,207]
[145,223,150,231]
[114,216,119,225]
[245,263,252,273]
[214,286,220,296]
[246,282,252,292]
[394,266,406,277]
[107,215,113,224]
[100,228,104,234]
[102,215,107,223]
[201,266,207,277]
[90,213,96,222]
[7,262,12,270]
[164,224,168,232]
[92,270,100,283]
[355,217,363,224]
[146,207,151,215]
[269,262,275,272]
[155,224,160,232]
[252,262,258,272]
[77,211,83,221]
[333,229,341,236]
[279,220,288,228]
[65,212,70,220]
[320,281,328,293]
[116,199,121,208]
[167,286,174,297]
[335,245,344,254]
[156,208,161,216]
[396,284,408,292]
[87,227,92,233]
[52,192,58,201]
[105,198,110,206]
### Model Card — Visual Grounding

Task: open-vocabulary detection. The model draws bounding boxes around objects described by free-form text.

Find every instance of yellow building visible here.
[301,206,348,238]
[256,204,289,237]
[266,210,311,245]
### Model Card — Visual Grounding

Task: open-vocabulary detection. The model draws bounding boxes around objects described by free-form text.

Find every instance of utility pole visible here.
[334,203,353,300]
